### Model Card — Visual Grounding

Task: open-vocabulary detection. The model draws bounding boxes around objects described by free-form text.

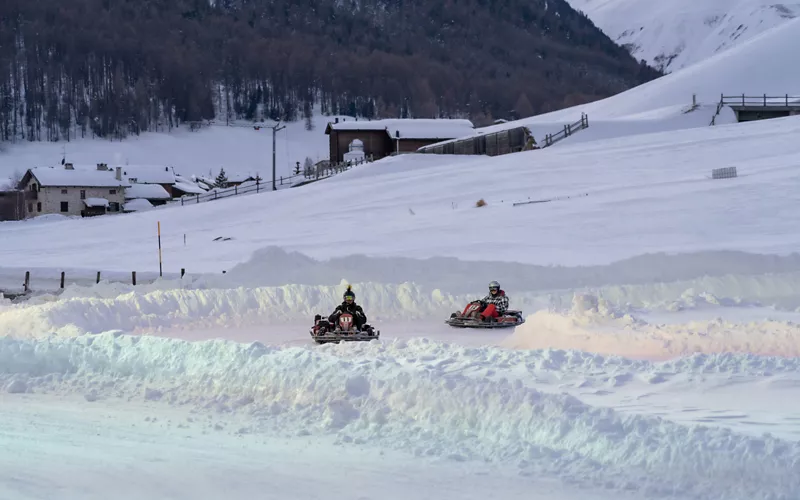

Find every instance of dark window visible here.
[60,201,68,212]
[37,202,41,212]
[61,189,68,194]
[109,189,116,194]
[80,190,86,199]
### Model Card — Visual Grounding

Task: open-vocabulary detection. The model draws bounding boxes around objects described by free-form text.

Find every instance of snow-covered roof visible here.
[28,167,131,188]
[226,172,256,183]
[117,165,176,185]
[173,181,207,195]
[125,183,172,200]
[84,197,109,208]
[327,119,475,140]
[123,198,154,212]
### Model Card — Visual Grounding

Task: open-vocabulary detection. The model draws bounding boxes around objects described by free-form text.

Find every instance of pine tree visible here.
[215,167,228,187]
[303,101,314,131]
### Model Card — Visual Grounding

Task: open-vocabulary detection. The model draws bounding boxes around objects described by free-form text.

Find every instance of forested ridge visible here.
[0,0,661,143]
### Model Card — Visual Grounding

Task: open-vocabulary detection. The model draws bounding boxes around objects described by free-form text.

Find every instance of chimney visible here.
[96,163,108,171]
[64,163,74,170]
[115,166,122,181]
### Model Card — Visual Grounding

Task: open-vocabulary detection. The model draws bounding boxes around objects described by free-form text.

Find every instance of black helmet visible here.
[343,284,355,302]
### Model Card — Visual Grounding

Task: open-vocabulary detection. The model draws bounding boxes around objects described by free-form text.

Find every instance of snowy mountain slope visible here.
[423,16,799,152]
[568,0,800,72]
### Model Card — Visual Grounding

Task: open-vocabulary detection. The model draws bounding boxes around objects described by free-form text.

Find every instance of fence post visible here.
[196,194,199,204]
[96,271,101,284]
[742,94,745,106]
[132,271,136,286]
[787,94,790,107]
[24,271,30,292]
[764,94,767,106]
[235,185,238,195]
[256,178,260,193]
[181,198,184,206]
[60,271,65,289]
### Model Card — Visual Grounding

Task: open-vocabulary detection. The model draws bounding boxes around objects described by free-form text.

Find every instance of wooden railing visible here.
[172,157,372,207]
[541,113,589,147]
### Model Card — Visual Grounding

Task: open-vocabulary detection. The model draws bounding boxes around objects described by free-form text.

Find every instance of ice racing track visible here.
[3,250,800,500]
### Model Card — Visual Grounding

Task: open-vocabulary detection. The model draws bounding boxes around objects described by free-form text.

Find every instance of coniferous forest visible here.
[0,0,661,143]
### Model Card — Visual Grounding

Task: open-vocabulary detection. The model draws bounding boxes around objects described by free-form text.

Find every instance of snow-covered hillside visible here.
[2,114,798,273]
[568,0,800,72]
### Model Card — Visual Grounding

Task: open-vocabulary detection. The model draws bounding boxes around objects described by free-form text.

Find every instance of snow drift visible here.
[2,332,799,500]
[505,292,800,359]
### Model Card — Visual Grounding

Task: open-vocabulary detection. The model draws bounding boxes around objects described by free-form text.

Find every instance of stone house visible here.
[19,163,131,218]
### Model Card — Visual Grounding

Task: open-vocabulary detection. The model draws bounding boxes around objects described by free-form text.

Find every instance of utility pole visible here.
[253,121,285,191]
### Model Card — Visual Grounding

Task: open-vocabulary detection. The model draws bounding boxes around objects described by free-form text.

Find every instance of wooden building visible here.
[325,118,474,164]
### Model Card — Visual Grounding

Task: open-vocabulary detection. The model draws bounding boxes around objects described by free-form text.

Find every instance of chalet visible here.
[324,118,475,164]
[109,164,177,197]
[18,164,130,218]
[124,183,172,207]
[172,174,209,198]
[222,173,257,188]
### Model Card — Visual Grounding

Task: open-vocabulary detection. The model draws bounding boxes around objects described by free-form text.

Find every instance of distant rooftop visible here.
[326,118,474,140]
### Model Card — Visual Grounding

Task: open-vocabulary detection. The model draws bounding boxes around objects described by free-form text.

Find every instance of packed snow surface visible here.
[2,331,800,500]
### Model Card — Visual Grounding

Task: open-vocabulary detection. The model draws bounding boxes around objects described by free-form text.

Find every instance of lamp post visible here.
[253,121,286,191]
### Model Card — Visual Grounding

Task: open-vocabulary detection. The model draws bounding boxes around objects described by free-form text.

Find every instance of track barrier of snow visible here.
[504,292,800,359]
[0,281,472,338]
[2,332,799,500]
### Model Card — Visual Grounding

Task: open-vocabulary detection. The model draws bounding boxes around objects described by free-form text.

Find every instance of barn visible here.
[325,118,475,164]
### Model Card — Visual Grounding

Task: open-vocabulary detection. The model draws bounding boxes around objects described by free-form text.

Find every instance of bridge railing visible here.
[720,94,800,107]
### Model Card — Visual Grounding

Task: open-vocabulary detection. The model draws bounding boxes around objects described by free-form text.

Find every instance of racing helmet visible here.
[343,285,355,303]
[488,281,500,294]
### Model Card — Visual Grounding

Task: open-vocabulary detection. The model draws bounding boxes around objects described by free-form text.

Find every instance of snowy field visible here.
[0,113,348,186]
[3,17,800,500]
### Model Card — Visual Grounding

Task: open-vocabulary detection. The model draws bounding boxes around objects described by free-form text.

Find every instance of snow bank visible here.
[2,332,798,500]
[504,292,800,359]
[0,281,469,338]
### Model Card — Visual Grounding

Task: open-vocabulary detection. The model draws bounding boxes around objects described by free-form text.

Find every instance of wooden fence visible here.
[173,157,371,207]
[417,113,589,157]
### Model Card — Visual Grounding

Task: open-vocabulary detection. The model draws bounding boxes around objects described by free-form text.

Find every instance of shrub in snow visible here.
[475,198,487,207]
